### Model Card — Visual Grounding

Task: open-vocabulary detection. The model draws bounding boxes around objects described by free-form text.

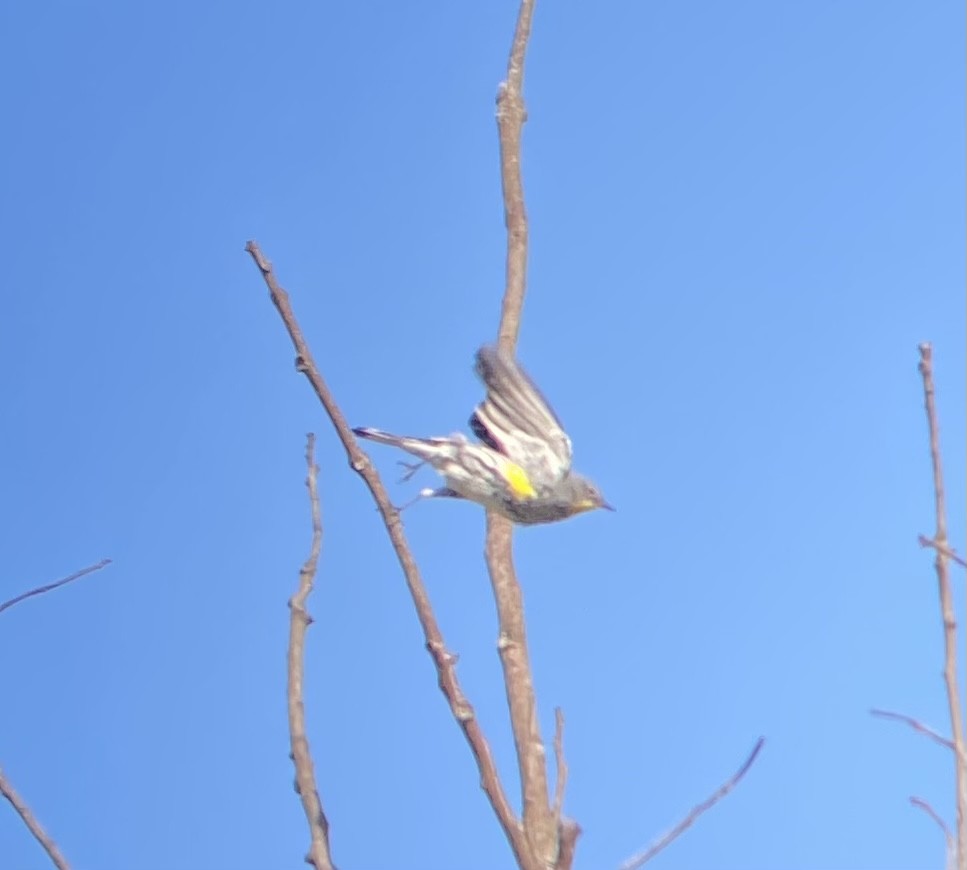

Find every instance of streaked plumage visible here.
[353,345,612,524]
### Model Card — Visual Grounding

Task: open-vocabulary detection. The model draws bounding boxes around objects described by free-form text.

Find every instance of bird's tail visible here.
[352,426,456,463]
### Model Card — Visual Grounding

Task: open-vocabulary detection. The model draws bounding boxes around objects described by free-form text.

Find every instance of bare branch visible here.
[910,796,956,870]
[287,434,336,870]
[619,738,766,870]
[0,767,70,870]
[488,2,556,868]
[1,559,111,868]
[0,559,112,617]
[918,535,967,569]
[556,820,581,870]
[245,241,529,866]
[486,530,548,868]
[551,707,568,822]
[870,708,957,752]
[550,708,579,870]
[495,0,535,351]
[917,343,967,869]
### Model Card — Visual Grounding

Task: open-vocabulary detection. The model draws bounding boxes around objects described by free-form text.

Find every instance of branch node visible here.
[455,704,475,722]
[918,534,967,569]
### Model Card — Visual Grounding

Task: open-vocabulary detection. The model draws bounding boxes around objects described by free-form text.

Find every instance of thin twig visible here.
[918,343,967,870]
[551,708,580,870]
[0,768,70,870]
[245,241,529,866]
[918,535,967,569]
[0,559,112,617]
[619,738,766,870]
[287,434,336,870]
[870,708,957,752]
[1,559,111,869]
[551,708,568,821]
[910,796,956,870]
[489,2,554,868]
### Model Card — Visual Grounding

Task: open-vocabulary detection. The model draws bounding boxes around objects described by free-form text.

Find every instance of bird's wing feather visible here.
[469,345,573,485]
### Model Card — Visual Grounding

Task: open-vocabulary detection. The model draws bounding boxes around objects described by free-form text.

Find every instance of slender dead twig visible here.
[0,559,112,617]
[245,241,529,866]
[551,708,581,870]
[618,738,766,870]
[870,708,957,753]
[918,343,967,869]
[1,559,112,867]
[0,769,70,870]
[913,795,955,841]
[551,708,568,822]
[287,434,335,870]
[910,796,957,870]
[488,2,557,868]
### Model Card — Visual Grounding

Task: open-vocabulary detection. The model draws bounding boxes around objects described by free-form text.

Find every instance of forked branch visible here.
[245,241,529,865]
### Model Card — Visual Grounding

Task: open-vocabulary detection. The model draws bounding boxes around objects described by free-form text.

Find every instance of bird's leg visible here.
[397,460,425,483]
[395,486,463,514]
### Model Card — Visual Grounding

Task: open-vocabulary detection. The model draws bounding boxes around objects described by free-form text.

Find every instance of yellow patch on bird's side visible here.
[503,463,537,499]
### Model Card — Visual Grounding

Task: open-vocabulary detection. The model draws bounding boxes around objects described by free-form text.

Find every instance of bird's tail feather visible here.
[352,426,454,463]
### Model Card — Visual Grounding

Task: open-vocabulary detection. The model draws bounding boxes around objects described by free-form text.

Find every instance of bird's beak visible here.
[600,499,616,512]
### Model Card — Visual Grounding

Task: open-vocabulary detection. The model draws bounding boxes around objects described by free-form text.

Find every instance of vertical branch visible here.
[287,434,336,870]
[486,522,552,867]
[917,343,967,870]
[488,1,561,868]
[495,0,534,351]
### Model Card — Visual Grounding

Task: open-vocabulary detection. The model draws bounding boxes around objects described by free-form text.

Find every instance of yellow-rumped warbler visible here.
[353,345,613,524]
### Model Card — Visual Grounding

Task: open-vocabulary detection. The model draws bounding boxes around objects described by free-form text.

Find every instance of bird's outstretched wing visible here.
[469,345,573,487]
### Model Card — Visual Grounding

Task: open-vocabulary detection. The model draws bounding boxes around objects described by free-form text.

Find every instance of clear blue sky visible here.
[1,2,964,869]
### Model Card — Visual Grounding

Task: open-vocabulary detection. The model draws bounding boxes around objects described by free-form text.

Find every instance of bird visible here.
[352,345,613,524]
